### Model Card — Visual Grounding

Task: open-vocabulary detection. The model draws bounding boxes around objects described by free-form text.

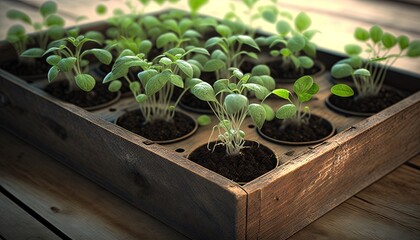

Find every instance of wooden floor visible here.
[1,0,420,239]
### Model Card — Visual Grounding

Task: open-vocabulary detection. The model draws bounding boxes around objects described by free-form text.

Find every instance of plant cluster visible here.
[331,25,420,98]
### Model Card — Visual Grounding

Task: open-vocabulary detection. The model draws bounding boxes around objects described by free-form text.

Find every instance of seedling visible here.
[103,47,209,124]
[259,11,318,74]
[23,35,112,92]
[267,75,318,127]
[191,68,272,155]
[331,25,420,98]
[6,1,65,56]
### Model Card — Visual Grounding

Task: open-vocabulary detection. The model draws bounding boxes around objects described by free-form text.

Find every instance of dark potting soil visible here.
[188,141,277,183]
[1,58,50,79]
[259,115,334,143]
[45,81,118,108]
[116,109,196,142]
[328,88,404,114]
[267,60,323,82]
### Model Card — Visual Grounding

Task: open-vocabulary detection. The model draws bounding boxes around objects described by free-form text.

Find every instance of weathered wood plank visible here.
[0,70,248,240]
[407,153,420,168]
[0,192,61,240]
[244,91,420,239]
[291,161,420,239]
[0,127,188,240]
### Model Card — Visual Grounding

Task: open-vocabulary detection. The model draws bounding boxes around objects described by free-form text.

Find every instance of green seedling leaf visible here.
[84,31,104,43]
[398,35,409,50]
[262,103,275,121]
[21,48,44,58]
[262,9,277,23]
[96,4,107,15]
[382,33,397,48]
[287,34,305,52]
[297,92,313,102]
[57,57,76,72]
[237,35,260,50]
[191,63,201,78]
[185,78,203,88]
[145,71,170,96]
[203,59,225,72]
[260,76,276,91]
[248,103,266,129]
[213,79,229,94]
[176,60,193,78]
[170,74,184,88]
[138,69,159,87]
[216,24,232,37]
[40,1,57,17]
[188,0,209,14]
[338,56,363,68]
[298,56,314,69]
[197,114,211,126]
[232,68,243,79]
[243,83,269,100]
[224,93,248,114]
[191,82,217,102]
[6,10,31,24]
[331,84,354,97]
[294,75,313,95]
[46,55,61,65]
[47,25,65,40]
[331,63,353,78]
[407,40,420,57]
[156,32,178,48]
[183,29,201,38]
[186,47,210,56]
[370,25,383,43]
[129,82,140,92]
[345,44,362,55]
[276,104,297,119]
[47,66,59,82]
[45,14,65,27]
[136,94,147,103]
[272,89,290,100]
[159,57,172,65]
[86,49,112,65]
[205,37,222,48]
[75,73,96,92]
[276,20,290,36]
[108,80,122,92]
[303,29,319,40]
[139,40,152,55]
[280,48,291,57]
[251,64,270,76]
[164,19,180,33]
[354,68,371,77]
[295,12,311,32]
[354,27,369,41]
[307,82,319,95]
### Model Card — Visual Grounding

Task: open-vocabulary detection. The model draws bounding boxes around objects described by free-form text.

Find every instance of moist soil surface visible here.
[259,115,334,143]
[45,81,118,109]
[1,58,50,80]
[116,109,196,142]
[188,141,277,183]
[328,88,404,114]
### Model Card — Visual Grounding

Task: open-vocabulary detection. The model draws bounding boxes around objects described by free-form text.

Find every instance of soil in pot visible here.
[1,58,50,82]
[326,87,404,116]
[116,109,197,143]
[45,80,120,110]
[258,114,335,145]
[188,141,277,183]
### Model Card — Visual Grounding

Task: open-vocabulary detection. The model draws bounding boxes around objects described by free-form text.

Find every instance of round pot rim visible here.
[257,114,336,146]
[114,107,198,144]
[187,140,279,185]
[84,91,121,111]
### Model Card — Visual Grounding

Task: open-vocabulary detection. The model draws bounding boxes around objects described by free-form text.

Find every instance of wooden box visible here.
[1,17,419,240]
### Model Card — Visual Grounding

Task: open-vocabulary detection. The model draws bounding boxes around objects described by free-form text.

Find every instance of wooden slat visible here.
[0,69,247,240]
[0,127,188,240]
[291,162,420,238]
[407,154,420,168]
[0,192,61,240]
[244,91,420,239]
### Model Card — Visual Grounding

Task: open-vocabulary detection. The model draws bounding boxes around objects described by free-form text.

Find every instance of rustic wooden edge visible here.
[0,70,248,240]
[244,91,420,239]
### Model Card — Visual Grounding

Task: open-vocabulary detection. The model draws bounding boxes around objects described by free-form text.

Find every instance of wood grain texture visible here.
[291,161,420,239]
[408,154,420,168]
[0,70,247,240]
[244,91,420,239]
[0,128,188,240]
[0,192,61,240]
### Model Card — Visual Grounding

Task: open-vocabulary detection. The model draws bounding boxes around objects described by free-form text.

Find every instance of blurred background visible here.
[1,0,419,73]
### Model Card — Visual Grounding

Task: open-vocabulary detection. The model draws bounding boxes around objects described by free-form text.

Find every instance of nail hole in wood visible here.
[175,148,185,153]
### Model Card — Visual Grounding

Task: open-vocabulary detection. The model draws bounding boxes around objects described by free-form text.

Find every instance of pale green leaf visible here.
[248,103,266,129]
[276,104,297,119]
[330,84,354,97]
[224,93,248,114]
[75,73,96,92]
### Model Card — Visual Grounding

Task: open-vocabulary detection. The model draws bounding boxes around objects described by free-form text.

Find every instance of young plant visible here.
[331,25,420,98]
[35,35,112,92]
[259,11,318,74]
[202,24,260,79]
[268,75,318,127]
[6,1,65,55]
[191,68,272,155]
[103,47,209,124]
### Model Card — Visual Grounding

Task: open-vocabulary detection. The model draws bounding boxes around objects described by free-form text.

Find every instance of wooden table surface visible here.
[1,0,419,239]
